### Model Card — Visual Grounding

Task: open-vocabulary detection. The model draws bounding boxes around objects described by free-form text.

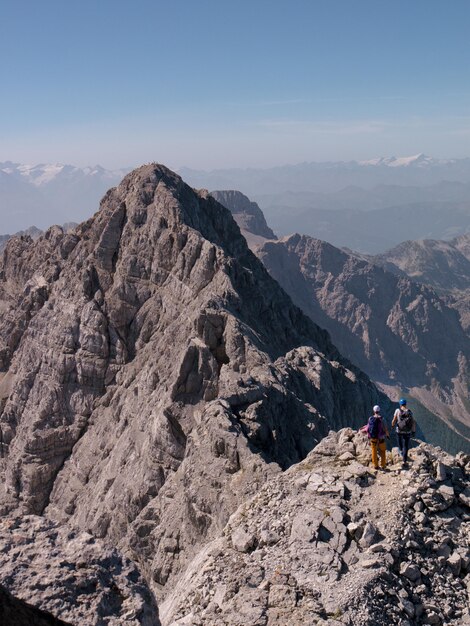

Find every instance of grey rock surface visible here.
[0,164,388,620]
[0,515,158,625]
[162,430,470,626]
[256,233,470,451]
[210,190,277,244]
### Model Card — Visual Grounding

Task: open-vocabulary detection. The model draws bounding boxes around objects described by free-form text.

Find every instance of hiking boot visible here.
[380,467,389,472]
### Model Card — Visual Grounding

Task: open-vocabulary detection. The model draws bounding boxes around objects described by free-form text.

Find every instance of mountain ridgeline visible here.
[213,190,470,454]
[0,164,468,625]
[374,234,470,332]
[0,164,391,622]
[256,235,470,453]
[4,155,470,251]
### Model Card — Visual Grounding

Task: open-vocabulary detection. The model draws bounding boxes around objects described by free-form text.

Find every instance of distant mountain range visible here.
[266,200,470,254]
[180,153,470,195]
[1,154,470,252]
[181,155,470,252]
[0,161,129,232]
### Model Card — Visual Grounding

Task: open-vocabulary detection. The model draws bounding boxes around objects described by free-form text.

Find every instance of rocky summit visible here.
[162,430,470,626]
[0,164,395,623]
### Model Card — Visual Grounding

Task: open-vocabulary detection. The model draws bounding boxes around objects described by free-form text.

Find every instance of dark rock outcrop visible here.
[0,585,71,626]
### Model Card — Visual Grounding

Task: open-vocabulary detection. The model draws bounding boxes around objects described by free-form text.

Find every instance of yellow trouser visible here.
[370,438,386,468]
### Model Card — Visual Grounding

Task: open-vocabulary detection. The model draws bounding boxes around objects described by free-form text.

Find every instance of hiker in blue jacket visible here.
[392,398,415,467]
[367,405,389,470]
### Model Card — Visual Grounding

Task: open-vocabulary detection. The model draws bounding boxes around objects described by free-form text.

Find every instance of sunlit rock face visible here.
[257,234,470,451]
[0,165,386,616]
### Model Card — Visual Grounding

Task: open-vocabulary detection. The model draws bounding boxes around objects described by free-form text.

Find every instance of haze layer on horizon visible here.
[1,0,470,170]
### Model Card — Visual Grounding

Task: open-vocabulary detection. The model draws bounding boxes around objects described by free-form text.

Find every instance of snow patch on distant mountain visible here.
[0,162,132,232]
[17,164,68,186]
[359,153,451,168]
[0,162,130,187]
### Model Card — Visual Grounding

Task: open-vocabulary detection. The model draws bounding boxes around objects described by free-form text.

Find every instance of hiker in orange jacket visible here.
[367,405,389,470]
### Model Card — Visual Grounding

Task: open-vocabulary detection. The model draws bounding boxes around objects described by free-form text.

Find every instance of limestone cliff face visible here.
[257,234,470,446]
[374,235,470,332]
[0,165,386,606]
[375,236,470,293]
[210,189,277,245]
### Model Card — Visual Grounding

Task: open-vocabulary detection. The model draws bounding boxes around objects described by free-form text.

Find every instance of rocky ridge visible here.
[0,164,388,621]
[0,223,78,255]
[374,234,470,332]
[162,429,470,626]
[0,226,43,254]
[256,234,470,451]
[374,236,470,293]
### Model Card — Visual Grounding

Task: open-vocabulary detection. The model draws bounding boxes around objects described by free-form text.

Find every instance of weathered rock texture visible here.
[0,165,388,619]
[0,585,71,626]
[0,224,77,255]
[162,429,470,626]
[375,234,470,332]
[256,234,470,450]
[210,190,276,246]
[375,235,470,293]
[0,516,158,625]
[0,226,43,255]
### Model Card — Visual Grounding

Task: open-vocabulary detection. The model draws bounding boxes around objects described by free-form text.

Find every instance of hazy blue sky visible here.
[1,0,470,169]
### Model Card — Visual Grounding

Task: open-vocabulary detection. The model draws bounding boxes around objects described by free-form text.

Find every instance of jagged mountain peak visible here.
[0,165,468,625]
[210,188,277,243]
[92,163,251,261]
[0,164,388,616]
